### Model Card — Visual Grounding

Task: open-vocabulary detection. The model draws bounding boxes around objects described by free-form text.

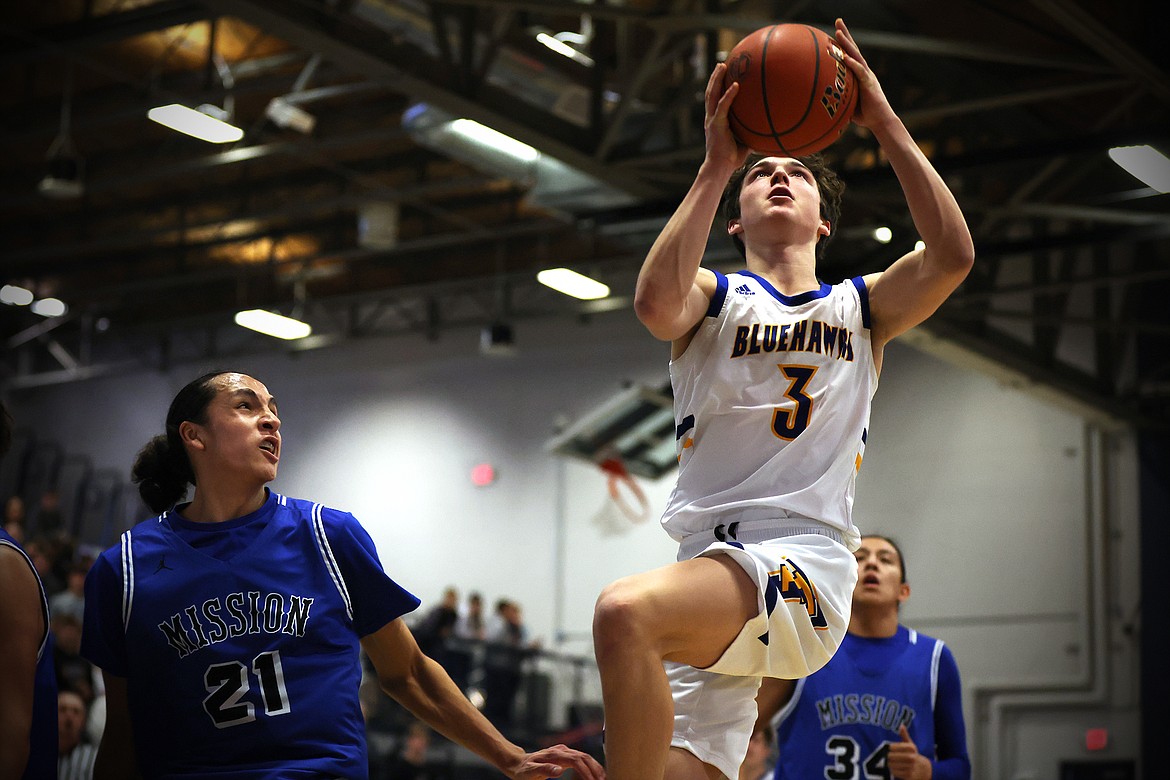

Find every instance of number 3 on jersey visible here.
[203,650,291,728]
[772,364,818,440]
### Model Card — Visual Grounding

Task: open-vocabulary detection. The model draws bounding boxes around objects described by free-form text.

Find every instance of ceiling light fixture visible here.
[148,103,244,144]
[234,309,312,340]
[537,268,610,300]
[535,32,595,67]
[39,67,84,198]
[1,284,35,306]
[448,118,540,163]
[30,297,67,318]
[265,96,316,134]
[1108,145,1170,193]
[264,54,321,134]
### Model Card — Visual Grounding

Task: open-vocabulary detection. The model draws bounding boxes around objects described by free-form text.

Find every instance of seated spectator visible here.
[57,688,96,780]
[4,494,27,541]
[24,537,64,598]
[51,613,96,706]
[34,490,64,537]
[49,562,89,624]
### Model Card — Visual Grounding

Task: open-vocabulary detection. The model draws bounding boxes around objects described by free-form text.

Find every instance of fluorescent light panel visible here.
[1,284,34,306]
[537,268,610,300]
[448,118,539,163]
[234,309,312,340]
[30,297,67,317]
[1108,145,1170,193]
[148,104,244,144]
[535,32,595,66]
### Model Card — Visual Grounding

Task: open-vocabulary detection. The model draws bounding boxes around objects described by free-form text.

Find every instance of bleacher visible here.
[1,426,148,550]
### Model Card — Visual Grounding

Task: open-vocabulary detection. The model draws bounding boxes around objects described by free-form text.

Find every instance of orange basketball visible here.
[723,23,857,156]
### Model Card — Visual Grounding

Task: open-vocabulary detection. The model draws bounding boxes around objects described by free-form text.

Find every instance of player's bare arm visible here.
[0,548,41,779]
[835,18,974,353]
[635,63,748,348]
[362,619,605,780]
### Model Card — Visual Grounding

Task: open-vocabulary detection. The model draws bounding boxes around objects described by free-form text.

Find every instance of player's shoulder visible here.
[273,493,357,527]
[117,510,171,543]
[904,625,949,651]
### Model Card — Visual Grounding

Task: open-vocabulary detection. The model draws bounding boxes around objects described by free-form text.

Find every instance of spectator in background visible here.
[416,586,460,656]
[57,689,97,780]
[4,494,27,541]
[34,489,64,537]
[737,728,774,780]
[1,400,59,779]
[22,537,64,599]
[380,720,448,780]
[455,591,486,641]
[483,599,539,730]
[49,561,89,624]
[51,614,96,708]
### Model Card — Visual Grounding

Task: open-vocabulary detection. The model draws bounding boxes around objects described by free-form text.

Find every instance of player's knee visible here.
[593,579,649,657]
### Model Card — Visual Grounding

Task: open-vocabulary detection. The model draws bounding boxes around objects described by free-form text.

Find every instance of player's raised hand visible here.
[833,18,896,131]
[886,724,931,779]
[508,743,606,780]
[703,63,750,174]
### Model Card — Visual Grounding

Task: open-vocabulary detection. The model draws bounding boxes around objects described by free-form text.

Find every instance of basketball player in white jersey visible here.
[592,18,974,780]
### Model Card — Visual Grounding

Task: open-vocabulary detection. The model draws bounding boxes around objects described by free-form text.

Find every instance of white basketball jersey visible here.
[661,271,876,548]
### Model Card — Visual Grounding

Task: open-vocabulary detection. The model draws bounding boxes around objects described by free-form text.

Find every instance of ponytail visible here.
[131,433,193,513]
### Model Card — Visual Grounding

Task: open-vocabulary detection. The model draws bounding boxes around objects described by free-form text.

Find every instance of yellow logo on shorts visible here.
[772,558,827,630]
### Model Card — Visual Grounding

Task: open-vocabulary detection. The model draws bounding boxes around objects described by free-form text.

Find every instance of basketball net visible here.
[598,457,649,523]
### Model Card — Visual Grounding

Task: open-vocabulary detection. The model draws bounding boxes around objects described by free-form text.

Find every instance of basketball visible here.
[723,23,858,156]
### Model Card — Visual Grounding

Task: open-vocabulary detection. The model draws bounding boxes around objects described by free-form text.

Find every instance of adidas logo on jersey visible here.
[734,284,754,296]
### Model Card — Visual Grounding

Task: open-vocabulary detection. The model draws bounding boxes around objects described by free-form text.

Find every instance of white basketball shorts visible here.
[668,529,857,779]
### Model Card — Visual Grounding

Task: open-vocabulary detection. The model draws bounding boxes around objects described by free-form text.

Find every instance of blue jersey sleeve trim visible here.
[851,276,872,330]
[706,270,729,317]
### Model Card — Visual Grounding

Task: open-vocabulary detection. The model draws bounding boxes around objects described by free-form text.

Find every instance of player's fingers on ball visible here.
[705,63,725,105]
[715,81,739,115]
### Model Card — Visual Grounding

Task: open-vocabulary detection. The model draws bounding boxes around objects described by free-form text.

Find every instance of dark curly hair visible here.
[719,152,845,261]
[131,371,243,513]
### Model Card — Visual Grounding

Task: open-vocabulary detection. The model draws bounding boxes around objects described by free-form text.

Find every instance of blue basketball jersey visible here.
[1,530,58,779]
[81,491,420,778]
[774,626,952,779]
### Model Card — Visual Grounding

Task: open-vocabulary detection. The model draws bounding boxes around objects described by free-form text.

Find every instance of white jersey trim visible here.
[311,502,353,621]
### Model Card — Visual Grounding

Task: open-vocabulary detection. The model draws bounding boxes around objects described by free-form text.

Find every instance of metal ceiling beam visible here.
[0,126,405,210]
[205,0,664,199]
[1,176,501,265]
[0,0,209,65]
[1028,0,1170,102]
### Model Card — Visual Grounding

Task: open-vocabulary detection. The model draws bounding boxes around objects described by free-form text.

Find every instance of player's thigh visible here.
[596,554,757,666]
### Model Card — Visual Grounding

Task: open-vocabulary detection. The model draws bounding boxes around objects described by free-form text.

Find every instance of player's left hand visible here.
[833,18,897,131]
[508,743,606,780]
[886,724,932,779]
